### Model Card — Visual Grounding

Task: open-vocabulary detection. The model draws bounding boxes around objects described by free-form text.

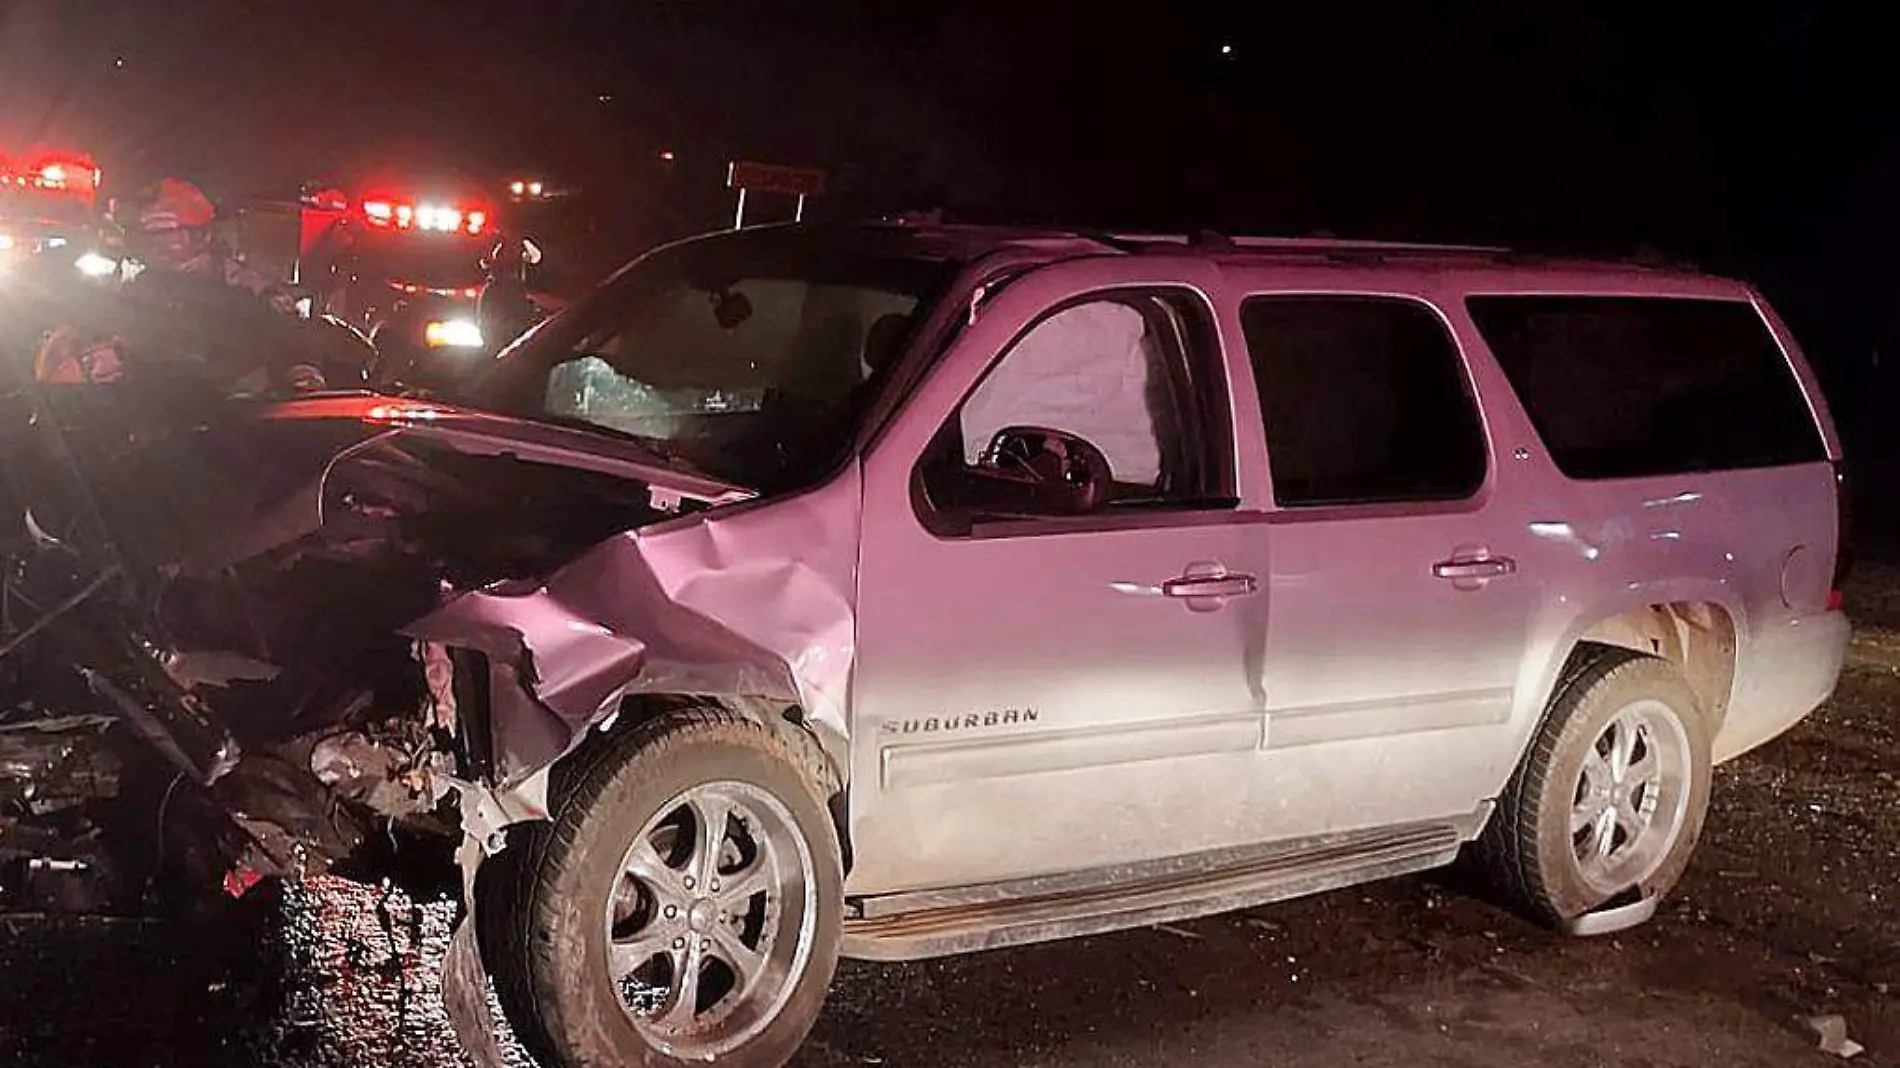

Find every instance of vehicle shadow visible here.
[798,871,1547,1068]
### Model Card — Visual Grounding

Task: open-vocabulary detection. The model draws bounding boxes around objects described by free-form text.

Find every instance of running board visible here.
[841,822,1463,961]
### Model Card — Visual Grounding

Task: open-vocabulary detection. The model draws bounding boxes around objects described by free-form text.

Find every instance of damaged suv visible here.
[0,223,1849,1067]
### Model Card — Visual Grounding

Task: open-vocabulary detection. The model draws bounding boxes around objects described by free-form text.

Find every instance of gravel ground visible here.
[1,574,1895,1068]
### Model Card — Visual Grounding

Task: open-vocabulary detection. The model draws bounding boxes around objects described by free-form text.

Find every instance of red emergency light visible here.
[2,151,101,195]
[359,196,488,236]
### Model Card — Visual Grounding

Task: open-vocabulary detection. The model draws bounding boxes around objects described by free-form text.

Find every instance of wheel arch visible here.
[1573,601,1738,730]
[548,691,852,871]
[1501,586,1742,797]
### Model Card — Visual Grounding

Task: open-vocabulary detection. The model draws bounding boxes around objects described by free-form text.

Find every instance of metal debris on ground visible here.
[1800,1014,1866,1058]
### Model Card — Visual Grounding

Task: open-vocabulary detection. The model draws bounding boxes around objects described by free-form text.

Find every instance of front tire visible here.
[1475,646,1713,927]
[487,709,842,1068]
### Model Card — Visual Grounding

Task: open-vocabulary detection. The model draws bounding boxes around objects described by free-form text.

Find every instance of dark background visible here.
[3,0,1896,509]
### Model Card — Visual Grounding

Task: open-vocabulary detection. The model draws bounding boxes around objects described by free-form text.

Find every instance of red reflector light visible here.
[1827,588,1845,613]
[1830,459,1853,606]
[364,403,445,425]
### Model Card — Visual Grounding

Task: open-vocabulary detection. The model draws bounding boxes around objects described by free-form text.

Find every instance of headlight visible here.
[424,319,484,349]
[0,234,16,252]
[74,251,119,279]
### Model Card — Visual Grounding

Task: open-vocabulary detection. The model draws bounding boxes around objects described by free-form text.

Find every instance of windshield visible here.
[469,229,957,492]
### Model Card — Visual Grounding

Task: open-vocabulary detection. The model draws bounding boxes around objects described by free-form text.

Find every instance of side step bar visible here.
[842,822,1463,961]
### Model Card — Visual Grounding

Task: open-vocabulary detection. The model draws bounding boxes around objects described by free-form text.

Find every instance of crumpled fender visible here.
[430,462,863,1068]
[405,462,863,790]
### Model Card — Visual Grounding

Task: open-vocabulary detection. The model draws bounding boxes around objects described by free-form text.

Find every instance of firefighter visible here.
[475,236,542,348]
[116,177,328,393]
[134,179,299,313]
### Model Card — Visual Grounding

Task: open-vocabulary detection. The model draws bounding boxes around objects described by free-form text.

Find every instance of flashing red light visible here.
[360,197,490,236]
[0,151,99,197]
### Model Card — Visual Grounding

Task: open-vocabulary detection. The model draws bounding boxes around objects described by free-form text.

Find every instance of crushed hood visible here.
[252,394,861,791]
[406,465,862,788]
[4,385,857,797]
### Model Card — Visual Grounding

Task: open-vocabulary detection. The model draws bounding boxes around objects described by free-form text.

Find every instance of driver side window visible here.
[915,289,1233,536]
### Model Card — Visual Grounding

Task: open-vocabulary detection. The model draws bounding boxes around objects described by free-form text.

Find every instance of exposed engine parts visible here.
[0,363,686,911]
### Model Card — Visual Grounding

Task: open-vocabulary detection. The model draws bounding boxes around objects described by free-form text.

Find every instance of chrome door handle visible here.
[1163,573,1259,599]
[1432,556,1517,580]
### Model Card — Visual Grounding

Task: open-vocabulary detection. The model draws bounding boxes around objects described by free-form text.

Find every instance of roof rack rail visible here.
[1488,244,1704,273]
[1067,229,1152,253]
[1096,230,1508,256]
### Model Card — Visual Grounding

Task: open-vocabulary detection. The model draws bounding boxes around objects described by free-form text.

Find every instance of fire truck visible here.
[0,146,123,281]
[296,175,549,387]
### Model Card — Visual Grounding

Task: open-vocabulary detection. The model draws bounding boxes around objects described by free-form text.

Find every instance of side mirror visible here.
[965,425,1114,517]
[521,238,543,266]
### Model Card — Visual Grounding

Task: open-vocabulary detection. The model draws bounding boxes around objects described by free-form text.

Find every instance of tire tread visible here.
[1473,643,1660,925]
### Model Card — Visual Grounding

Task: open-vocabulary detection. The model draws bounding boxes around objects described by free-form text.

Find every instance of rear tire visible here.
[485,709,842,1068]
[1474,646,1712,927]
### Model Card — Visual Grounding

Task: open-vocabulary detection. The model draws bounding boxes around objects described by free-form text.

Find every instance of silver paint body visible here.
[427,234,1847,910]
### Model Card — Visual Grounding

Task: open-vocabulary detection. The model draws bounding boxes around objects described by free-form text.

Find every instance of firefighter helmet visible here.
[137,178,217,233]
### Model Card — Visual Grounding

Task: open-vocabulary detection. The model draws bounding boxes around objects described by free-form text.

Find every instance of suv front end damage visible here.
[410,468,859,1064]
[0,379,858,1059]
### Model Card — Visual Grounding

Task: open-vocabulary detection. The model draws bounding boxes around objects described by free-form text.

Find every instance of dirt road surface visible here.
[1,572,1895,1068]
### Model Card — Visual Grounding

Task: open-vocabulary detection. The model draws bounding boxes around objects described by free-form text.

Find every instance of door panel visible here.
[1258,510,1531,809]
[847,260,1277,896]
[1232,289,1537,831]
[850,516,1273,893]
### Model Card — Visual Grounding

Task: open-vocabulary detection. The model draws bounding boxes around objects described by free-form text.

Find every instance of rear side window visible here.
[1467,296,1825,480]
[1240,297,1487,507]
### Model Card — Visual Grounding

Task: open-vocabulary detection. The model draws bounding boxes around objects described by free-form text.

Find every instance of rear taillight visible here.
[1830,458,1853,611]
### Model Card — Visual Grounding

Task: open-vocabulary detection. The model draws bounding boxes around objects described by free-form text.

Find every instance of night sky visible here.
[2,1,1897,475]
